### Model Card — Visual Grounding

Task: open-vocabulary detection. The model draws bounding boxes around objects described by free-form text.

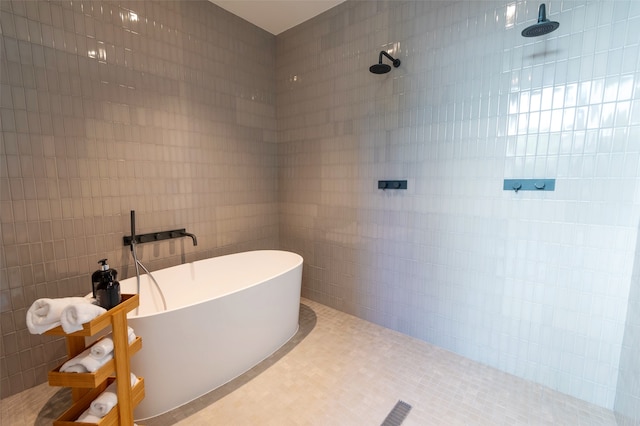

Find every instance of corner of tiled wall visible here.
[615,220,640,423]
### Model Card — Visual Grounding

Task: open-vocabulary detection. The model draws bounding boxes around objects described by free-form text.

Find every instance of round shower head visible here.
[522,4,559,37]
[370,52,401,74]
[370,63,392,74]
[522,20,559,37]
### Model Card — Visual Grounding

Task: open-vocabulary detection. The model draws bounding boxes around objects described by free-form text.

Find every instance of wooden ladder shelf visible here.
[45,294,144,425]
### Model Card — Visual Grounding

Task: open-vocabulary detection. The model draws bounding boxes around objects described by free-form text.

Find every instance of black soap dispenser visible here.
[92,259,121,310]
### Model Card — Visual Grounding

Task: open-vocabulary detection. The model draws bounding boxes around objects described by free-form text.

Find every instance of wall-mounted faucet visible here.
[124,228,198,247]
[172,230,197,246]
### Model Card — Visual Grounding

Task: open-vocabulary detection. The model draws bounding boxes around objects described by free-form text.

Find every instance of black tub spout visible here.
[179,231,197,246]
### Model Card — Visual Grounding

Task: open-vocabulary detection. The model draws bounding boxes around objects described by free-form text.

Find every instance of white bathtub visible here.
[119,250,303,420]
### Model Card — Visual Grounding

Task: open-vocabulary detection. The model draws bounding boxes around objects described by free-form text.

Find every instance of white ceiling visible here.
[210,0,345,35]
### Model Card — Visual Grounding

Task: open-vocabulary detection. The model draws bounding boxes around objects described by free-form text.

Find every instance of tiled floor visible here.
[1,298,618,425]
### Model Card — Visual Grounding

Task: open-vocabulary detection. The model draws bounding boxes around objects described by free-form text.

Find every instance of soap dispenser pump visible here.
[92,259,121,310]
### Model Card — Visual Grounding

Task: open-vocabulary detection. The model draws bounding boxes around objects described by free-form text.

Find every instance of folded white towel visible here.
[61,303,107,333]
[60,329,137,373]
[88,373,138,418]
[90,327,136,359]
[26,297,92,334]
[76,408,101,423]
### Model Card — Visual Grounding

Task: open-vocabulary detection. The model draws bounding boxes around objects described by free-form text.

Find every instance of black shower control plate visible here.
[378,180,407,190]
[124,228,187,246]
[503,179,555,192]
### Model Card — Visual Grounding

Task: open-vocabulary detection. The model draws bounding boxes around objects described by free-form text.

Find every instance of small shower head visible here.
[370,51,401,74]
[521,3,559,37]
[370,63,392,74]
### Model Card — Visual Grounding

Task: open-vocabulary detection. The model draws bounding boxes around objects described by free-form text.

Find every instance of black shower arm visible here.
[378,51,395,64]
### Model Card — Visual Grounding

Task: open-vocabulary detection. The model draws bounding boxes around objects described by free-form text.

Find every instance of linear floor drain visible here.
[381,400,412,426]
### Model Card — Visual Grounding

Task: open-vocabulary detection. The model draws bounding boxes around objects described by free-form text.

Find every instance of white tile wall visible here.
[277,0,640,414]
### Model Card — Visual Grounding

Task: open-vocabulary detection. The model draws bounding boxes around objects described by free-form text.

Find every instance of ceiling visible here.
[210,0,345,35]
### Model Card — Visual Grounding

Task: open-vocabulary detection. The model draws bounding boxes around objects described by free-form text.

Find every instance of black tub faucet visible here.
[179,230,197,246]
[125,227,198,247]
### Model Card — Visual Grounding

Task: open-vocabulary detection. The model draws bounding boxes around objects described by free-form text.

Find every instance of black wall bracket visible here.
[124,228,187,246]
[378,180,407,190]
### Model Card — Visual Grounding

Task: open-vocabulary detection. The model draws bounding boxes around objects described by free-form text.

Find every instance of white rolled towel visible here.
[130,372,139,387]
[61,329,137,372]
[89,381,117,417]
[26,297,92,334]
[61,303,107,333]
[90,327,136,359]
[60,346,111,373]
[76,408,101,423]
[61,364,87,373]
[89,338,114,360]
[88,373,138,418]
[80,351,113,373]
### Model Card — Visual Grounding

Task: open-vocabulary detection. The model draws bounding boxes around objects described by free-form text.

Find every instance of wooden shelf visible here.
[48,337,142,388]
[44,294,143,426]
[53,377,145,426]
[44,294,139,337]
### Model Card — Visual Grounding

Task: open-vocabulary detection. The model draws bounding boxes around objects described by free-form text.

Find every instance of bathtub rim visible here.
[121,249,303,319]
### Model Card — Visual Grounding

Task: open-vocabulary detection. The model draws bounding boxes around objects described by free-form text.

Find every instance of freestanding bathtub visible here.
[119,250,303,420]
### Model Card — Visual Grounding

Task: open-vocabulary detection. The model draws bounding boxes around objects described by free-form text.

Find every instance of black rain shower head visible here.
[370,51,401,74]
[521,3,559,37]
